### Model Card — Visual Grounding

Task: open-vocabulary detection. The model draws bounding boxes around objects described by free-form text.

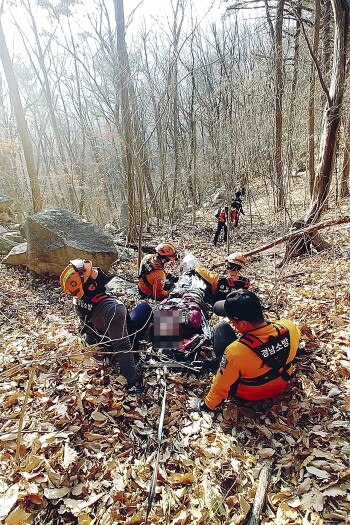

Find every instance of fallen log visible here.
[246,462,273,525]
[243,216,350,258]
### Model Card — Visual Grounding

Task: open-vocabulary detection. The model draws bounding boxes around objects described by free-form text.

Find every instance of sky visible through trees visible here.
[0,0,348,236]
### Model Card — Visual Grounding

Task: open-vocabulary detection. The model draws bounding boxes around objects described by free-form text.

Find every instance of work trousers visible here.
[213,221,227,245]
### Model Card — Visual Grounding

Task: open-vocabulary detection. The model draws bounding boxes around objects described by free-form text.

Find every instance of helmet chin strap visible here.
[82,273,107,297]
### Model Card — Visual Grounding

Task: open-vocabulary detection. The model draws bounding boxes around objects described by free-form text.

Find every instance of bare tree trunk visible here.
[308,0,349,220]
[114,0,137,243]
[19,0,79,212]
[0,16,42,212]
[188,33,198,223]
[340,113,350,196]
[308,0,321,193]
[285,0,349,258]
[321,0,333,77]
[286,0,301,181]
[274,0,286,210]
[169,0,185,215]
[141,33,168,220]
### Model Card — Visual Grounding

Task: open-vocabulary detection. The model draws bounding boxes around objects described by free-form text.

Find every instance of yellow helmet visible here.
[226,252,246,269]
[156,242,178,260]
[59,259,93,299]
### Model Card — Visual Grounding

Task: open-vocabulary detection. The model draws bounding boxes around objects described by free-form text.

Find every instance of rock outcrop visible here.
[12,208,118,275]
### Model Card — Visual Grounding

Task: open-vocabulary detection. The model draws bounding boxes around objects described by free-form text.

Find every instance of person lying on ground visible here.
[60,259,152,395]
[138,242,179,300]
[189,289,300,411]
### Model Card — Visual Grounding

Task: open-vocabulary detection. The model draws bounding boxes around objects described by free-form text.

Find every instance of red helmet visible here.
[226,252,246,269]
[156,242,178,260]
[59,259,93,299]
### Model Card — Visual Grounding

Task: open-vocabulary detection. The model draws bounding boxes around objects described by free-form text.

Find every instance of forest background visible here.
[0,0,349,245]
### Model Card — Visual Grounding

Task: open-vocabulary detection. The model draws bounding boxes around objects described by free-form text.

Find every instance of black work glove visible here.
[202,357,221,372]
[166,273,179,282]
[163,279,175,292]
[187,398,213,412]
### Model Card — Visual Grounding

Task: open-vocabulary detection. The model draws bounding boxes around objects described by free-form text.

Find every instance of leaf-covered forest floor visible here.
[1,176,350,525]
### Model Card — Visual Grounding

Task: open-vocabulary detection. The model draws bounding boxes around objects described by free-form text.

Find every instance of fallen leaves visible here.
[1,201,350,524]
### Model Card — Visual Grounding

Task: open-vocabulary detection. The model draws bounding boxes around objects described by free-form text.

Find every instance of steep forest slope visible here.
[1,177,350,525]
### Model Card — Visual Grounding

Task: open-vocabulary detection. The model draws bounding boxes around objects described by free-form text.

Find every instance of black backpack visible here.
[214,207,221,219]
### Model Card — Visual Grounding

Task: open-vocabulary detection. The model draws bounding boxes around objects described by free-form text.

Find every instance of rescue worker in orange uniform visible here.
[194,252,250,304]
[138,242,179,300]
[190,290,300,410]
[213,204,236,246]
[231,191,245,227]
[60,259,152,395]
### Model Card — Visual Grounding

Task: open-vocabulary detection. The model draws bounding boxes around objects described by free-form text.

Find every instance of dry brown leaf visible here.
[168,472,195,486]
[4,506,32,525]
[0,485,19,519]
[305,465,329,479]
[90,411,107,421]
[62,442,79,469]
[77,514,93,525]
[63,493,105,516]
[322,486,347,497]
[170,508,189,525]
[124,511,144,524]
[83,432,108,441]
[44,487,70,500]
[257,448,275,458]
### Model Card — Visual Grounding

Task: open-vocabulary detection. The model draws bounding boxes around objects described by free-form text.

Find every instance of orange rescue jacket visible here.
[195,267,250,302]
[205,319,300,409]
[138,254,169,299]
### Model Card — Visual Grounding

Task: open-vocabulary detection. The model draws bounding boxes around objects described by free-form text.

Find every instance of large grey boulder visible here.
[0,194,14,213]
[20,208,118,276]
[2,242,27,266]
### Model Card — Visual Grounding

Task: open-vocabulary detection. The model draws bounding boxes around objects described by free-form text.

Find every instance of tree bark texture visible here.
[246,463,273,525]
[305,0,349,225]
[114,0,137,243]
[0,17,42,212]
[308,0,321,193]
[340,113,350,196]
[321,0,333,77]
[274,0,286,210]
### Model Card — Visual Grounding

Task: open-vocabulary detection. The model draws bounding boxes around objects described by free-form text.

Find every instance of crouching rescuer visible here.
[60,259,152,395]
[194,251,250,304]
[190,290,300,411]
[138,242,179,300]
